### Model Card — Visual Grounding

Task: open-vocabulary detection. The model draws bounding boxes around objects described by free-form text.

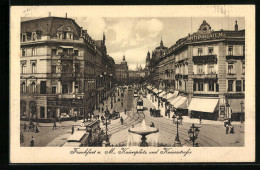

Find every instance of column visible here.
[58,81,61,93]
[56,108,60,118]
[72,81,75,93]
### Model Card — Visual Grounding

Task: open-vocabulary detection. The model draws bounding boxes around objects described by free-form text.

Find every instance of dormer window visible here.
[32,32,37,41]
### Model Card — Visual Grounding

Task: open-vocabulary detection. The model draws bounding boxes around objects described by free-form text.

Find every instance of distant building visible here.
[115,55,129,85]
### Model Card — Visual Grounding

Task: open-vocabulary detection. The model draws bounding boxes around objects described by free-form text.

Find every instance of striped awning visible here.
[159,91,167,97]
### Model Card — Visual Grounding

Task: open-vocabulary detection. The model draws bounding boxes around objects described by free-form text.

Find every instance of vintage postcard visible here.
[10,5,255,163]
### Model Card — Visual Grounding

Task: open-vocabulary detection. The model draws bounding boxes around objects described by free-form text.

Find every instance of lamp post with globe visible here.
[188,123,200,147]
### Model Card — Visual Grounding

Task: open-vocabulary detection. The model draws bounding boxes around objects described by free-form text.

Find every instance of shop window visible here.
[228,80,233,92]
[198,48,203,56]
[40,81,46,94]
[243,80,245,91]
[208,47,214,55]
[22,49,26,56]
[52,86,56,94]
[197,64,204,74]
[51,65,56,73]
[32,47,36,56]
[242,62,245,74]
[228,64,234,74]
[51,49,57,55]
[21,82,26,93]
[236,80,242,92]
[228,46,233,56]
[31,82,36,93]
[31,62,37,73]
[208,81,214,91]
[198,81,204,91]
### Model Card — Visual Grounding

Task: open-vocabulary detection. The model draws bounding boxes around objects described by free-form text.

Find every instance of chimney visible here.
[65,13,67,18]
[49,12,51,17]
[235,20,238,31]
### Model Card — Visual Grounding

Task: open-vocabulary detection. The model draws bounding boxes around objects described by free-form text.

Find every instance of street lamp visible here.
[188,123,200,147]
[173,115,182,147]
[104,108,110,146]
[240,101,244,123]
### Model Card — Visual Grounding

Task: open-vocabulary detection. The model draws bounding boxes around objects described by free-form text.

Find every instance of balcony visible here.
[192,73,217,79]
[175,74,182,79]
[226,55,245,60]
[226,73,236,79]
[58,52,76,60]
[192,55,217,64]
[58,94,75,99]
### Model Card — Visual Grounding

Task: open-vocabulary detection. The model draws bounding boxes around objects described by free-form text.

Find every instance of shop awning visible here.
[60,46,74,49]
[159,91,167,97]
[166,91,179,101]
[170,96,181,106]
[188,98,219,113]
[229,99,244,113]
[173,96,188,109]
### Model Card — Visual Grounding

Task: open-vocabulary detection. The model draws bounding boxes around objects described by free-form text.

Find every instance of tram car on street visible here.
[137,98,144,112]
[134,90,138,97]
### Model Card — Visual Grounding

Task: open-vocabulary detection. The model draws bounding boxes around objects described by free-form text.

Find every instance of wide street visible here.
[20,87,244,147]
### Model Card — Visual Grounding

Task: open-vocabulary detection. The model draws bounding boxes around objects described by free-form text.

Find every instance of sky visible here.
[22,17,245,70]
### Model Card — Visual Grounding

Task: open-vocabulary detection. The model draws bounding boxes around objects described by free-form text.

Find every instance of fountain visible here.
[128,119,159,147]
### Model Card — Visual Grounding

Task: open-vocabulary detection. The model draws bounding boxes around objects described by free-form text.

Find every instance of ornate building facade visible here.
[20,16,115,121]
[115,55,129,85]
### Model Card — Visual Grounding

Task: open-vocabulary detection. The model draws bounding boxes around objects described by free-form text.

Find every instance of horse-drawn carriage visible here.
[149,108,161,117]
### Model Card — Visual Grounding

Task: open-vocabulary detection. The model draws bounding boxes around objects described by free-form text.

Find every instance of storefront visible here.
[170,95,188,116]
[229,98,245,121]
[188,98,219,120]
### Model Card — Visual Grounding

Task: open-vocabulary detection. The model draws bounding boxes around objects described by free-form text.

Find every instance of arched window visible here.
[32,62,37,73]
[21,82,26,93]
[31,82,36,93]
[22,63,26,74]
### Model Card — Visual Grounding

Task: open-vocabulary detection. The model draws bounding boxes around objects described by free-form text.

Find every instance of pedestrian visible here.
[35,124,39,133]
[58,116,61,124]
[30,136,34,147]
[71,125,74,134]
[24,122,27,132]
[74,114,77,122]
[230,125,235,134]
[102,107,104,113]
[124,108,127,115]
[226,125,229,134]
[98,106,100,113]
[199,116,202,124]
[20,132,24,143]
[53,120,56,130]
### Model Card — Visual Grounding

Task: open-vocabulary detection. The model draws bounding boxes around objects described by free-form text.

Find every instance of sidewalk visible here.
[146,93,242,126]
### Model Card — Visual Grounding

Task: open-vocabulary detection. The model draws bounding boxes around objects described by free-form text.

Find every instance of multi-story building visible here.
[115,55,129,85]
[128,63,148,83]
[147,20,245,121]
[20,16,115,121]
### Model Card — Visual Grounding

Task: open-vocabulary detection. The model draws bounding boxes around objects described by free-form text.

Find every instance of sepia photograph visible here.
[10,5,255,163]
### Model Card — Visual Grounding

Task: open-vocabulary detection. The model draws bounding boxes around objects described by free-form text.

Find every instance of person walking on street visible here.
[102,107,104,113]
[58,116,61,124]
[53,120,56,130]
[24,122,27,132]
[199,116,202,124]
[230,125,235,134]
[30,136,34,147]
[35,124,39,133]
[226,125,229,134]
[125,108,127,115]
[71,125,74,134]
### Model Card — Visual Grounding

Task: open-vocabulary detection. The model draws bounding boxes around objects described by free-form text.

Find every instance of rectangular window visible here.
[22,49,26,56]
[228,64,234,74]
[74,50,78,56]
[22,63,26,74]
[51,49,57,55]
[63,32,67,39]
[32,33,36,41]
[52,86,56,94]
[228,80,233,92]
[75,85,79,93]
[32,48,36,56]
[51,65,56,73]
[208,81,214,91]
[228,46,233,56]
[198,81,204,91]
[216,83,219,92]
[208,47,214,55]
[198,48,203,56]
[40,81,46,94]
[208,64,214,74]
[243,46,245,56]
[22,34,26,42]
[243,80,245,91]
[242,62,245,74]
[197,64,204,74]
[193,82,196,91]
[236,80,242,92]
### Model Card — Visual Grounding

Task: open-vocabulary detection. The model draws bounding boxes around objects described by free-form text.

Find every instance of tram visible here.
[134,90,138,97]
[137,97,144,112]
